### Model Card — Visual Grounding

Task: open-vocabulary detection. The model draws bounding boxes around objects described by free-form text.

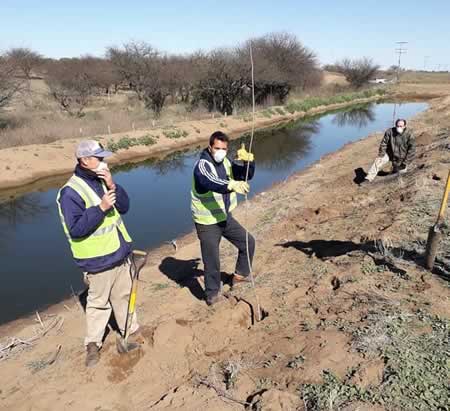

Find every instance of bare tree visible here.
[0,55,24,110]
[192,48,245,115]
[80,55,121,94]
[164,54,200,104]
[45,59,94,117]
[192,32,321,114]
[323,64,338,72]
[107,41,172,116]
[5,48,42,80]
[335,57,380,88]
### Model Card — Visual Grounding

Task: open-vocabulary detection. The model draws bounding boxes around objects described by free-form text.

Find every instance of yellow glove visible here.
[227,179,250,195]
[236,143,254,162]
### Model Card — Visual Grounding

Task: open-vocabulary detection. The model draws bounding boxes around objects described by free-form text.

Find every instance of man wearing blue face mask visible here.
[192,131,256,306]
[363,118,416,183]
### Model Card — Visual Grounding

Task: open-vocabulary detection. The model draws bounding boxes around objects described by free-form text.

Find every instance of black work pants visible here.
[195,215,255,298]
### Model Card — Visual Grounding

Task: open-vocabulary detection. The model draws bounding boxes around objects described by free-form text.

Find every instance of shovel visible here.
[425,170,450,269]
[117,249,149,354]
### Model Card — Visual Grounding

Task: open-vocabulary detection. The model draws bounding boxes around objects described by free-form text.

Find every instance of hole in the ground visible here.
[236,297,269,327]
[246,389,268,409]
[259,308,269,321]
[331,276,341,290]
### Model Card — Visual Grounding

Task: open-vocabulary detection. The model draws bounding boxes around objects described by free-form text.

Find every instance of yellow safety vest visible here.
[56,175,132,259]
[191,157,238,225]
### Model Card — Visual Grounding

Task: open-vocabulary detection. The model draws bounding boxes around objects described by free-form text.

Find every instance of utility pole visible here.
[424,56,430,71]
[395,41,408,82]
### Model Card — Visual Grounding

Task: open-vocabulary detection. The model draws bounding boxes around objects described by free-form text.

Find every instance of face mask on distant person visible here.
[396,126,405,134]
[213,149,227,163]
[93,161,109,172]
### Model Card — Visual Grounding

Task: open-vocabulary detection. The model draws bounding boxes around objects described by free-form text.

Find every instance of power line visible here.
[395,41,408,81]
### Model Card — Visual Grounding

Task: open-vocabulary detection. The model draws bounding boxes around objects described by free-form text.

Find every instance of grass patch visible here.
[239,113,252,122]
[301,370,372,410]
[260,110,273,119]
[260,108,279,119]
[152,283,170,291]
[162,128,189,139]
[299,311,450,410]
[107,134,157,152]
[286,88,387,114]
[275,107,286,115]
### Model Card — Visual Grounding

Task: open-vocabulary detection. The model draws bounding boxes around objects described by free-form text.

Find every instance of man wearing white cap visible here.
[57,140,139,367]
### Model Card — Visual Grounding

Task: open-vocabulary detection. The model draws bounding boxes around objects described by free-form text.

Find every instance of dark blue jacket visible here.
[193,149,255,212]
[59,165,132,273]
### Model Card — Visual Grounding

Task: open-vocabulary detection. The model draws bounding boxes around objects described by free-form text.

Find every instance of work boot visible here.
[359,178,372,186]
[85,343,100,367]
[232,273,252,289]
[206,293,225,306]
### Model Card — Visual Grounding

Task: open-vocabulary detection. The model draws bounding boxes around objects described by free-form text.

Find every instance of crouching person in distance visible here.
[363,118,416,183]
[191,131,256,306]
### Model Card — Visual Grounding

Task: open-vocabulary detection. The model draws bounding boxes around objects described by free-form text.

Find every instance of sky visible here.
[1,0,449,70]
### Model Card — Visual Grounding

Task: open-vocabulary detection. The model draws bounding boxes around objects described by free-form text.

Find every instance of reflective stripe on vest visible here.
[191,157,238,225]
[56,175,132,259]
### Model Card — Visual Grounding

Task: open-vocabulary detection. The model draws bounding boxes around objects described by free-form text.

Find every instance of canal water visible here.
[0,102,427,325]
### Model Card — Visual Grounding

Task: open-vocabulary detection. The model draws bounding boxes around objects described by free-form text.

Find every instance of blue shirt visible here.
[58,165,132,273]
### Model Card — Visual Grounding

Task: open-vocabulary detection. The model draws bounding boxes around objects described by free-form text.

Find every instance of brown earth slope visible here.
[0,88,449,411]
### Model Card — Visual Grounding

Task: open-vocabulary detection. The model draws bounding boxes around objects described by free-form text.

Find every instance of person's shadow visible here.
[159,257,234,300]
[159,257,205,300]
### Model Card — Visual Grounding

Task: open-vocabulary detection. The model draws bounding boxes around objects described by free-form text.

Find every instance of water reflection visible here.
[332,104,375,128]
[153,149,192,175]
[0,194,49,226]
[230,119,318,170]
[112,148,197,176]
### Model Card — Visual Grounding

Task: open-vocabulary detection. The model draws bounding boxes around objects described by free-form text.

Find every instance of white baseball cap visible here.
[76,140,112,159]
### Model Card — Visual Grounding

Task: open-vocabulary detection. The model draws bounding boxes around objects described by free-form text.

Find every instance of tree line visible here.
[0,32,380,118]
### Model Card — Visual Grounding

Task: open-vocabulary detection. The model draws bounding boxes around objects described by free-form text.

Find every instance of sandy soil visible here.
[0,85,449,411]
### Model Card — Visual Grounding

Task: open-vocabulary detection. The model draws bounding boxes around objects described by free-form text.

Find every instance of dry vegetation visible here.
[0,34,390,150]
[399,70,450,84]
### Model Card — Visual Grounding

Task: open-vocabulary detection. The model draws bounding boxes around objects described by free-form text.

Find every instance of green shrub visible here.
[162,129,189,139]
[107,134,157,152]
[284,88,386,115]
